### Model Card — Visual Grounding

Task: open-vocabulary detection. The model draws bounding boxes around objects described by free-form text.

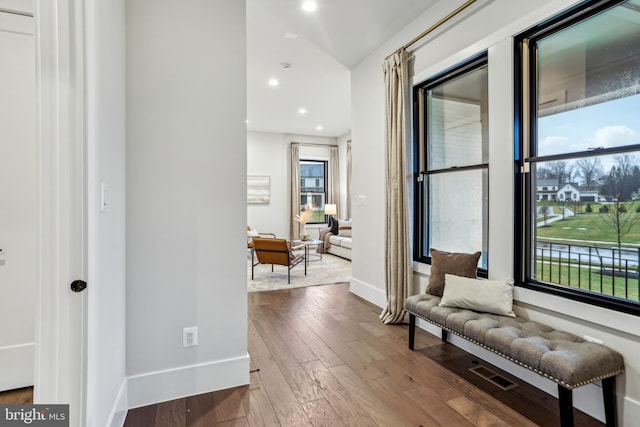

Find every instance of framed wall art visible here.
[247,175,270,204]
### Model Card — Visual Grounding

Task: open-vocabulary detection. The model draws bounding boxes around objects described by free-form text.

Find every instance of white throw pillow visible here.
[439,274,516,317]
[338,219,352,237]
[247,229,259,237]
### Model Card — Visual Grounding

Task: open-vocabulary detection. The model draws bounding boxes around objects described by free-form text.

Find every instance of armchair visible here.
[247,225,276,249]
[251,237,306,284]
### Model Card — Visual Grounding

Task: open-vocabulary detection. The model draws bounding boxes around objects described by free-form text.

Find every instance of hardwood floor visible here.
[124,283,603,426]
[0,386,33,404]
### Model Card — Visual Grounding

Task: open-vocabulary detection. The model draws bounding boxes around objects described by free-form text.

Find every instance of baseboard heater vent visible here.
[469,365,518,390]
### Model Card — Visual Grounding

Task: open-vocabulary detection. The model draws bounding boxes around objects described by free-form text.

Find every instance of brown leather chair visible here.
[251,237,306,284]
[247,225,276,249]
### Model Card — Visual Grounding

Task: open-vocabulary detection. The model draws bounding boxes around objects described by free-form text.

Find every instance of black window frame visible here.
[514,0,640,316]
[412,52,489,278]
[300,159,329,224]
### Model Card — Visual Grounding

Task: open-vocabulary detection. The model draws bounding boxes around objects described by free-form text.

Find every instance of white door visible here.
[32,1,88,426]
[0,11,36,393]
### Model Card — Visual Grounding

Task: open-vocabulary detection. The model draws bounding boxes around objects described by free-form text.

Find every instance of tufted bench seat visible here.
[405,293,625,427]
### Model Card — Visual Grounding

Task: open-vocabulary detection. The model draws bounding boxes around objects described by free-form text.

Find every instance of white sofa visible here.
[328,234,352,260]
[321,218,352,260]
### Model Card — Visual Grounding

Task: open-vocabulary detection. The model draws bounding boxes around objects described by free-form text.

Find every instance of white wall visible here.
[351,0,640,424]
[126,0,249,409]
[0,10,35,393]
[85,1,128,425]
[247,131,341,239]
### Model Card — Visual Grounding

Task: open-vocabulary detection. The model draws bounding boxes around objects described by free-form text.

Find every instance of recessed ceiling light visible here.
[268,78,279,87]
[302,1,317,12]
[316,125,323,131]
[298,108,307,114]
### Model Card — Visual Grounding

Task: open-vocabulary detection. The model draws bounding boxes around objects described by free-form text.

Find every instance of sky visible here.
[538,94,640,173]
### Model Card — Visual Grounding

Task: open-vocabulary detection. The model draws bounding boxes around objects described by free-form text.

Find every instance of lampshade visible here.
[324,204,337,215]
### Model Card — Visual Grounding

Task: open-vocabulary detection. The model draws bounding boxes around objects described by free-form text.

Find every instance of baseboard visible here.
[108,379,128,427]
[0,343,34,392]
[414,319,639,424]
[349,277,386,308]
[621,395,640,426]
[126,353,250,409]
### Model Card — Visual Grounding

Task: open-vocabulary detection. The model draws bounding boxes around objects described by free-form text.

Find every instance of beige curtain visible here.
[380,49,411,325]
[329,145,341,217]
[346,140,352,218]
[290,142,300,239]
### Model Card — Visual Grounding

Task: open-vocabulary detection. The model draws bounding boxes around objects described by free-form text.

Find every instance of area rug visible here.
[247,252,351,292]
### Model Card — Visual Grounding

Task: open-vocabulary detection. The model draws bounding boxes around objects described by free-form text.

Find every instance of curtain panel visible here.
[330,145,341,217]
[346,140,352,219]
[380,49,412,325]
[290,142,301,240]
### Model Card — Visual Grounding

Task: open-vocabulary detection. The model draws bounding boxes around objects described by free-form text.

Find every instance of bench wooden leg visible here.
[602,376,617,427]
[441,329,448,343]
[408,314,415,350]
[558,385,573,427]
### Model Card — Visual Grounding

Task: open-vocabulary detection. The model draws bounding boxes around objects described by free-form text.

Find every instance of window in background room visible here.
[516,0,640,314]
[413,54,489,271]
[300,159,328,223]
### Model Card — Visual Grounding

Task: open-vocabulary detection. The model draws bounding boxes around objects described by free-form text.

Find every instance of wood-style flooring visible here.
[0,386,33,405]
[123,282,602,426]
[0,283,603,425]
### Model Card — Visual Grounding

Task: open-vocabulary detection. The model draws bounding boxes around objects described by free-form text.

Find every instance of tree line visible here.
[537,154,640,201]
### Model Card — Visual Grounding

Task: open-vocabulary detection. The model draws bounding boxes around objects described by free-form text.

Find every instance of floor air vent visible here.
[469,365,518,390]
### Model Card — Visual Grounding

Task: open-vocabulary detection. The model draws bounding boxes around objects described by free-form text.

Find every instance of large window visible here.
[516,0,640,314]
[413,54,489,271]
[300,160,328,223]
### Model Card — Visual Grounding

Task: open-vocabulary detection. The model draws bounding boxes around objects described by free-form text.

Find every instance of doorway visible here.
[0,9,36,399]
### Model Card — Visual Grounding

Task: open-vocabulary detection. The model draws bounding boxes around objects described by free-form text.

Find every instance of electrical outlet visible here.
[183,327,198,348]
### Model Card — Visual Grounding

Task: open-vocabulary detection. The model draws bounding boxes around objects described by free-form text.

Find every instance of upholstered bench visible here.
[405,293,625,427]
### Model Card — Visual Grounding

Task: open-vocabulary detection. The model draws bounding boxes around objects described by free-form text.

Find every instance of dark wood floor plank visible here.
[155,399,186,427]
[298,311,387,381]
[300,359,379,426]
[328,364,413,427]
[446,395,514,427]
[213,387,248,422]
[0,387,33,405]
[366,376,443,426]
[246,371,281,427]
[124,405,157,427]
[185,392,217,427]
[250,352,312,426]
[292,317,345,368]
[301,398,347,427]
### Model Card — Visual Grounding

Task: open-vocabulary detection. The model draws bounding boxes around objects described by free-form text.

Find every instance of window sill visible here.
[514,286,640,338]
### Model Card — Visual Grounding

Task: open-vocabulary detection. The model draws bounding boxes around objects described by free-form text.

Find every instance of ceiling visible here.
[246,0,439,138]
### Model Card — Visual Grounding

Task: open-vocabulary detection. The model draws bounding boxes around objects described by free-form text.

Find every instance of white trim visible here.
[126,354,251,410]
[0,0,33,15]
[349,277,386,308]
[0,343,34,391]
[107,379,128,427]
[514,287,640,339]
[33,1,87,426]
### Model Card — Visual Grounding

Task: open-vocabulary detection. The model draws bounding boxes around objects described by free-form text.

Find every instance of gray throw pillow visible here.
[426,248,481,297]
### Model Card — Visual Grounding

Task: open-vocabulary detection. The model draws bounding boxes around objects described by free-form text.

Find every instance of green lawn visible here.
[536,207,640,246]
[534,201,640,301]
[535,261,639,300]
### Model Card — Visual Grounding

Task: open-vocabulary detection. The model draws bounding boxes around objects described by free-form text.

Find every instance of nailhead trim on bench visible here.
[407,309,624,389]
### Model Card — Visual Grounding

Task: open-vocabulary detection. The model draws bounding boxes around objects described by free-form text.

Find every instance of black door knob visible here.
[70,280,87,292]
